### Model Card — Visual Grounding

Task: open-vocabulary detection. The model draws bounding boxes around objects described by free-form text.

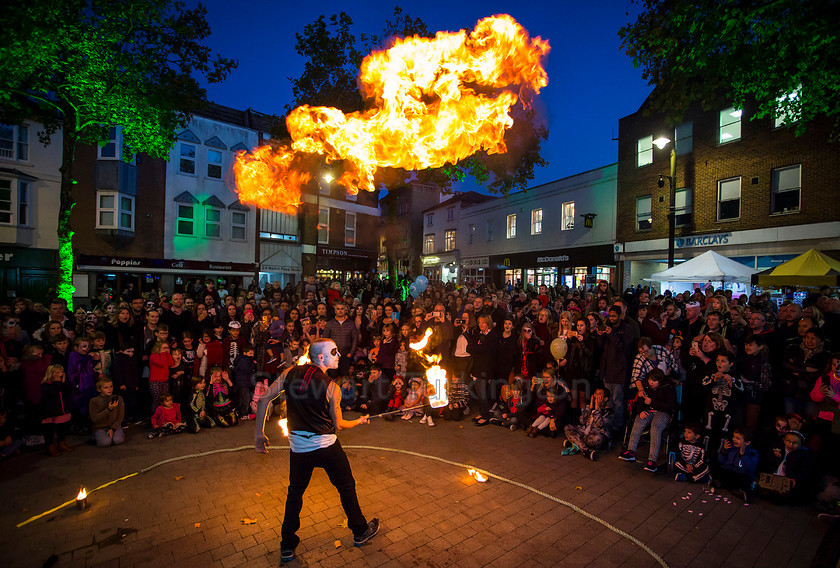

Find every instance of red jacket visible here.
[149,352,175,383]
[151,403,182,428]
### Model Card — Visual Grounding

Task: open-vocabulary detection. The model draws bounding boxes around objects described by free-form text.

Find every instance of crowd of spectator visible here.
[1,274,839,511]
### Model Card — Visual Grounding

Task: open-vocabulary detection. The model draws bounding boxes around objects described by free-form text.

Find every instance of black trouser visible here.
[281,440,368,550]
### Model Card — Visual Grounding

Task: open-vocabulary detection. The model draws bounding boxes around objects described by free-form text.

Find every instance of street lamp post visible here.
[653,137,677,268]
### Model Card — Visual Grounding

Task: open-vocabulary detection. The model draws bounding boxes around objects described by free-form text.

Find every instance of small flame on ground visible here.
[467,469,488,482]
[76,487,87,500]
[278,419,289,437]
[409,328,434,350]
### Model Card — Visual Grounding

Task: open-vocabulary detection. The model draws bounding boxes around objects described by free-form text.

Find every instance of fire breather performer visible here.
[255,338,379,562]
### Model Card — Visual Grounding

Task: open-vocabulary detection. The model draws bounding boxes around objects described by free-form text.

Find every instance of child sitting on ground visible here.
[187,376,215,433]
[383,377,405,420]
[492,378,530,431]
[149,393,186,438]
[441,372,470,421]
[208,365,237,427]
[563,387,614,460]
[401,377,426,421]
[674,422,710,483]
[715,427,760,502]
[340,376,357,412]
[619,368,678,473]
[88,378,125,447]
[527,387,566,438]
[762,429,816,503]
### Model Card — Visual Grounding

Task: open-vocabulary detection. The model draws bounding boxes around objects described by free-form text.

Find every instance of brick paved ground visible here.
[0,415,827,568]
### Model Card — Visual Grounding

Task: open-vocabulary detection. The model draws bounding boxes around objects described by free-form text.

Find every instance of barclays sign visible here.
[675,232,731,248]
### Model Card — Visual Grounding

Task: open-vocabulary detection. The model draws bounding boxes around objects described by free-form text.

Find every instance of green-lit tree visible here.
[619,0,840,136]
[287,7,548,196]
[0,0,236,308]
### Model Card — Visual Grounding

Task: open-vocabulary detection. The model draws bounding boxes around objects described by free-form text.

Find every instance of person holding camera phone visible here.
[89,378,126,447]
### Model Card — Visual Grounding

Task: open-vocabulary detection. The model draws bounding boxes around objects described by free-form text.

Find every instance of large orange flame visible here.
[234,14,549,212]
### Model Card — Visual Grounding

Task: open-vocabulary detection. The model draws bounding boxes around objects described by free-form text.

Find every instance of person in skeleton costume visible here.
[702,351,744,453]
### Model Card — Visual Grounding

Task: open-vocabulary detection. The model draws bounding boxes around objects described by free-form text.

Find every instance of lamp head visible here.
[653,137,671,150]
[658,175,665,188]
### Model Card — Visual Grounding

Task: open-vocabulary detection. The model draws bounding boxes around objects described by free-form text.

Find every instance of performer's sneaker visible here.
[280,547,296,562]
[354,518,380,547]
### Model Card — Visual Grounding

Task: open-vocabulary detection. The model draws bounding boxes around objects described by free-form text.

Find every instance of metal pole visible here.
[667,148,676,268]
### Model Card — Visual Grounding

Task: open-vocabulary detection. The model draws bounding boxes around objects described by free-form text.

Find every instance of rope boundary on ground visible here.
[15,444,669,567]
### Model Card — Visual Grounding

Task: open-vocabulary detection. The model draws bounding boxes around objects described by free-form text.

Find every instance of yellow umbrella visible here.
[755,249,840,287]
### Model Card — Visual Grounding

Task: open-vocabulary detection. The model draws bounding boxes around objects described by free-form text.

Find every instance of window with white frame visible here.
[447,207,455,221]
[444,229,456,251]
[231,211,247,240]
[96,191,134,230]
[675,122,693,155]
[424,233,435,254]
[506,214,516,238]
[674,188,693,226]
[179,142,196,174]
[774,87,802,128]
[0,123,29,161]
[637,135,653,167]
[345,211,356,247]
[205,207,221,238]
[426,213,434,226]
[207,149,222,179]
[468,224,475,244]
[0,178,28,224]
[717,177,741,220]
[771,164,801,214]
[318,207,329,244]
[486,220,494,242]
[636,195,652,231]
[719,107,742,143]
[531,208,542,234]
[177,204,195,235]
[562,202,575,230]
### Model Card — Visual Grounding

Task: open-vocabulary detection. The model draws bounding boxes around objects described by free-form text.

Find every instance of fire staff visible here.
[255,338,379,562]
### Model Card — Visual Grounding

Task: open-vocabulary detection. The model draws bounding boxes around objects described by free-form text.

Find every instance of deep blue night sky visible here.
[197,0,652,190]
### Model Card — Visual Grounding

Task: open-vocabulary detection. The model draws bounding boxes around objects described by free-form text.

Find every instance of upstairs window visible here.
[318,207,329,244]
[231,211,247,241]
[468,224,475,245]
[719,107,742,143]
[447,207,455,221]
[486,220,494,242]
[717,177,741,221]
[771,165,801,214]
[345,211,356,247]
[426,213,434,227]
[179,142,196,174]
[0,124,28,161]
[0,178,29,225]
[423,233,435,254]
[205,207,221,238]
[99,127,118,159]
[177,204,194,235]
[562,202,575,230]
[531,208,542,234]
[636,195,652,231]
[674,188,693,226]
[444,229,456,251]
[207,149,223,179]
[675,122,693,155]
[96,191,134,230]
[506,214,516,239]
[637,135,653,167]
[774,87,802,128]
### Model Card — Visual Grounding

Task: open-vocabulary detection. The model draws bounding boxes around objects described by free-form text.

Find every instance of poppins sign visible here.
[675,232,731,248]
[76,254,257,273]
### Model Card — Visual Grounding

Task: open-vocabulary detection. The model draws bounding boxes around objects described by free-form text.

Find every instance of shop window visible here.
[719,107,742,143]
[771,164,801,214]
[444,229,456,251]
[207,149,223,179]
[637,135,653,167]
[318,207,329,244]
[675,121,692,155]
[345,211,356,247]
[506,214,516,239]
[96,191,134,230]
[179,142,196,174]
[675,188,692,226]
[0,123,28,161]
[717,177,741,221]
[636,195,652,231]
[424,233,435,254]
[177,204,194,235]
[531,208,542,234]
[231,211,247,241]
[562,202,575,230]
[205,207,221,238]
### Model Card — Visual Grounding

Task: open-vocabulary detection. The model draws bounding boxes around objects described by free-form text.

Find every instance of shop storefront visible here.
[306,245,376,282]
[460,256,489,285]
[422,252,459,283]
[75,254,258,304]
[0,246,58,301]
[490,244,615,290]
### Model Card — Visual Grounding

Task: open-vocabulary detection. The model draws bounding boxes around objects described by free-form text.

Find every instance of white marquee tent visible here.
[647,250,757,285]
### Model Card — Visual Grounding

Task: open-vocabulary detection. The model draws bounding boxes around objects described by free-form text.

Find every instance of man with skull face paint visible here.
[254,338,379,561]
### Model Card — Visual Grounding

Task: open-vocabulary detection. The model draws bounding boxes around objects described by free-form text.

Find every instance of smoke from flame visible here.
[233,14,549,213]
